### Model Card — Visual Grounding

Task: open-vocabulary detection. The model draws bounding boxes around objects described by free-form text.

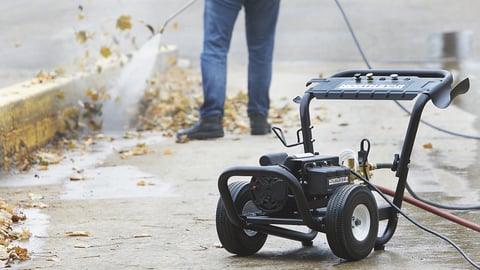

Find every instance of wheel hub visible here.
[351,204,370,241]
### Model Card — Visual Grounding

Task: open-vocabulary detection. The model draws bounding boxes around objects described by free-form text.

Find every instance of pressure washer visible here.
[215,69,478,264]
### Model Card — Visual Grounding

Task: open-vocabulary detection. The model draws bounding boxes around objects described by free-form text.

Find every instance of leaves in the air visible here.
[116,15,132,31]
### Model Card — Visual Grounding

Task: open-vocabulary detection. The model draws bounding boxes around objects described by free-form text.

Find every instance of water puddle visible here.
[60,165,174,200]
[0,131,174,199]
[22,208,49,253]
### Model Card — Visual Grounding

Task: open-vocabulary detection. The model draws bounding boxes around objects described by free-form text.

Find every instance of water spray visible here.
[102,0,199,132]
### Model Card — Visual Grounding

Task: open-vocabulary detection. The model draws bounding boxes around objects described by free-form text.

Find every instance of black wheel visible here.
[326,184,378,261]
[216,181,267,256]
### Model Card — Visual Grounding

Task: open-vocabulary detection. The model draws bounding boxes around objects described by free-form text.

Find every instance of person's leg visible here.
[200,0,242,118]
[177,0,242,141]
[244,0,280,119]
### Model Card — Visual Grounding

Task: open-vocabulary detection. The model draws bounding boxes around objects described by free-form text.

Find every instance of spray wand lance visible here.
[159,0,199,34]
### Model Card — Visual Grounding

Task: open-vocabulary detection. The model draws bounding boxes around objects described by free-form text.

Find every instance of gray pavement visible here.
[1,1,480,269]
[3,0,480,86]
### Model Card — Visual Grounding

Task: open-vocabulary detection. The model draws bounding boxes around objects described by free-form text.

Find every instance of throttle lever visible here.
[358,138,371,164]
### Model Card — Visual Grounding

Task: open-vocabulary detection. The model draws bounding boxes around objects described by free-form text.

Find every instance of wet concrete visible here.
[1,63,479,269]
[457,63,480,194]
[59,165,174,200]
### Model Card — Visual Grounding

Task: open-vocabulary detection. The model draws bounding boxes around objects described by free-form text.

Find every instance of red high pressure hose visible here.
[375,184,480,232]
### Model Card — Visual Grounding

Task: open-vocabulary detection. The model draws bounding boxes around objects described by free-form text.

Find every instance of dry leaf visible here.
[69,174,84,181]
[167,56,177,65]
[172,22,179,30]
[119,143,151,159]
[65,231,91,237]
[145,24,155,35]
[136,180,146,186]
[12,212,26,223]
[116,15,132,31]
[56,91,65,100]
[132,144,149,155]
[123,132,142,139]
[36,151,63,165]
[28,192,44,201]
[35,71,55,83]
[133,234,151,238]
[85,89,100,101]
[12,246,30,260]
[423,143,433,149]
[75,31,88,44]
[100,46,112,58]
[3,203,16,215]
[23,202,49,209]
[18,227,31,240]
[37,165,49,171]
[163,148,173,155]
[74,243,93,248]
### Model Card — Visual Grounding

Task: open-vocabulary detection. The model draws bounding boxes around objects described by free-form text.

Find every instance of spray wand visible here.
[159,0,199,34]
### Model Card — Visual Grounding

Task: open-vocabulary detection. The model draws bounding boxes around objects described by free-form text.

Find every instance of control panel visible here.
[305,69,455,103]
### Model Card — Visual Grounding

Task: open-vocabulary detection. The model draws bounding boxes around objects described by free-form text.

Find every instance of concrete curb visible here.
[0,45,178,170]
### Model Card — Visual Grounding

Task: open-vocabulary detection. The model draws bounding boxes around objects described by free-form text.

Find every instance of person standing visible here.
[177,0,281,141]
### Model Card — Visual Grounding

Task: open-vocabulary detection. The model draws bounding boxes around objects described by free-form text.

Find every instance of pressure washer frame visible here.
[216,69,470,258]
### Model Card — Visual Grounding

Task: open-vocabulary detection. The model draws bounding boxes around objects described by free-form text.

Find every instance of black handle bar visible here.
[307,69,469,109]
[330,69,452,80]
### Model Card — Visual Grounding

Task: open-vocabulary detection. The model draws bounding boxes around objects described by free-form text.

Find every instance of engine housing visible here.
[249,176,288,214]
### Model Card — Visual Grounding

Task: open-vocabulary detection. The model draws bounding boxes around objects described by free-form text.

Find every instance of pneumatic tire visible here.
[326,184,378,260]
[216,181,267,256]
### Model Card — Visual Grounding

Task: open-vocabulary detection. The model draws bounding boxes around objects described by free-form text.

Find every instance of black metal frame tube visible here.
[249,224,318,243]
[300,93,315,154]
[375,93,430,246]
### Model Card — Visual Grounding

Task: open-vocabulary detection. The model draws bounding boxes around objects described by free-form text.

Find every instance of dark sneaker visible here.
[249,112,271,135]
[176,115,224,142]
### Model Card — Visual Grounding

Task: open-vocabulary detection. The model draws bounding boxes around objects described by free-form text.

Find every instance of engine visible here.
[249,176,288,214]
[249,153,351,214]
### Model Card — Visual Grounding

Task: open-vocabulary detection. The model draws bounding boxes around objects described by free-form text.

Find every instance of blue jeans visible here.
[200,0,280,119]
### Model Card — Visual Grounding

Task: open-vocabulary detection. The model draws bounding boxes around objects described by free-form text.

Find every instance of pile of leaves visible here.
[136,66,298,139]
[0,200,30,267]
[136,67,203,136]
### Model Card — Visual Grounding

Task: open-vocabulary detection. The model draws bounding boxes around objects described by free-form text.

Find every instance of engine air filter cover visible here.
[306,166,350,196]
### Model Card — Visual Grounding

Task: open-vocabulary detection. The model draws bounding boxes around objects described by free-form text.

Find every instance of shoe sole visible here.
[251,123,272,135]
[251,128,271,135]
[188,131,224,140]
